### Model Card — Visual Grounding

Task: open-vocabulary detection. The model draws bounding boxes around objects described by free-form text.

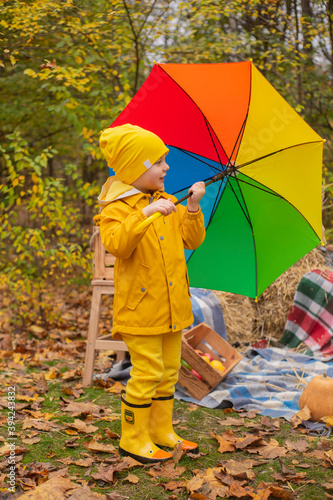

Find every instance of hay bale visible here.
[214,249,328,345]
[214,291,255,345]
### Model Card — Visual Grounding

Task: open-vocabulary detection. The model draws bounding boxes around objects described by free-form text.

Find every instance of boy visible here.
[99,124,205,463]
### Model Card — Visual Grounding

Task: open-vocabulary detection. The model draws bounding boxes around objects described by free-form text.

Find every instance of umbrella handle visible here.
[136,171,230,231]
[137,211,162,231]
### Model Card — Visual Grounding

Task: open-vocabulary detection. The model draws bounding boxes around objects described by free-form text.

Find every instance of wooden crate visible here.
[177,322,243,400]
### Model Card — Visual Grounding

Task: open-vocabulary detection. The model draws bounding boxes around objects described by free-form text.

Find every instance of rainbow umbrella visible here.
[111,60,324,299]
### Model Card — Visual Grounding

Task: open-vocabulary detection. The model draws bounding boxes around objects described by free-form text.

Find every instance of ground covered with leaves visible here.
[0,291,333,500]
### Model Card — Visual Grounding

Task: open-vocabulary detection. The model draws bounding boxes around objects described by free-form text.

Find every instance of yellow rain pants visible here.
[121,330,182,405]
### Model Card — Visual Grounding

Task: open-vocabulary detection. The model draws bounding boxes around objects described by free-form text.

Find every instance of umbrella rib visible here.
[203,116,228,171]
[236,140,323,170]
[226,173,258,299]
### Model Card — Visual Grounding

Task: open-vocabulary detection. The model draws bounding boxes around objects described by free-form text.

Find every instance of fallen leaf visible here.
[323,482,333,490]
[272,470,308,483]
[188,493,207,500]
[74,457,94,467]
[63,401,101,417]
[172,441,186,464]
[100,414,121,422]
[324,449,333,467]
[106,493,131,500]
[85,439,116,453]
[187,468,230,498]
[22,436,41,445]
[105,429,120,439]
[105,381,124,394]
[22,419,52,432]
[66,485,108,499]
[211,430,236,453]
[36,373,48,394]
[186,475,205,493]
[124,473,139,484]
[220,417,245,426]
[308,449,326,460]
[45,368,58,380]
[228,481,252,498]
[62,387,84,398]
[65,438,80,448]
[257,439,288,459]
[260,416,280,429]
[65,419,98,434]
[234,433,263,450]
[16,393,39,403]
[91,465,117,484]
[219,459,256,480]
[265,483,295,499]
[0,334,12,350]
[321,415,333,426]
[22,410,55,420]
[62,368,81,381]
[15,472,76,499]
[148,462,186,479]
[29,325,46,338]
[108,457,140,473]
[285,438,309,453]
[290,406,311,427]
[241,410,259,418]
[291,461,311,469]
[161,479,188,490]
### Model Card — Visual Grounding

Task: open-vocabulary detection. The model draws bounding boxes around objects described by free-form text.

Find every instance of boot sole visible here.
[153,442,199,454]
[119,447,172,464]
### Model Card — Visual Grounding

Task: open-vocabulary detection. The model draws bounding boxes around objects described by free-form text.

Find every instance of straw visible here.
[213,249,328,345]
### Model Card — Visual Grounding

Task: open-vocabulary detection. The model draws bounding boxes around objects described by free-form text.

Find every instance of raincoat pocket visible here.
[126,263,150,311]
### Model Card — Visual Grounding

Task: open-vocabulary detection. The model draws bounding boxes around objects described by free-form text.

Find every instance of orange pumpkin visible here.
[298,372,333,422]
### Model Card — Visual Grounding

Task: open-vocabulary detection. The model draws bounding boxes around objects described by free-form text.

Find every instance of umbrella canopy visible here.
[111,60,324,299]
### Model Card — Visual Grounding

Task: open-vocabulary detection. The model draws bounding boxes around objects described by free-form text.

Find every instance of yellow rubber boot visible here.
[119,393,172,464]
[149,396,199,452]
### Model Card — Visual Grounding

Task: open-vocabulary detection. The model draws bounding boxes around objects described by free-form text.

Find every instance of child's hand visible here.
[142,198,177,218]
[187,181,205,213]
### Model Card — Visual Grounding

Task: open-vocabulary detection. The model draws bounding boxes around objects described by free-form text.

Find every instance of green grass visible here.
[1,367,332,499]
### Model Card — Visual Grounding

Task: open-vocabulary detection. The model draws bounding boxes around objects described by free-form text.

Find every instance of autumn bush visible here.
[0,132,99,329]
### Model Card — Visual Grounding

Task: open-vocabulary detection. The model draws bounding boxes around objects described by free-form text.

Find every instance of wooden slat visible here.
[92,226,115,280]
[104,268,114,280]
[105,254,116,266]
[95,338,128,351]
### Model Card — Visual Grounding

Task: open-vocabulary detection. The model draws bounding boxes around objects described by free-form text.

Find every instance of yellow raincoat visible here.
[99,178,205,339]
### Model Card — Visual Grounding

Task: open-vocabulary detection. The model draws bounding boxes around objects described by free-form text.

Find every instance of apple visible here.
[191,369,203,381]
[201,355,210,363]
[210,359,225,373]
[195,349,204,356]
[204,352,214,362]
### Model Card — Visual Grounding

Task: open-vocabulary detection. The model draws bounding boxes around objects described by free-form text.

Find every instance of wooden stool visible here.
[83,226,128,387]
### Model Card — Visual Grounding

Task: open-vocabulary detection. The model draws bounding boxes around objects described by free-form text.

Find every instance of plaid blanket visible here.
[280,269,333,357]
[174,346,333,432]
[189,287,227,340]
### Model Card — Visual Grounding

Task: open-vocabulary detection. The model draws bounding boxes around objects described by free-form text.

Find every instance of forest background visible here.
[1,0,332,331]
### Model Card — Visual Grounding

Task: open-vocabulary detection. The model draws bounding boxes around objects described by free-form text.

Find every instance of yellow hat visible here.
[99,124,169,185]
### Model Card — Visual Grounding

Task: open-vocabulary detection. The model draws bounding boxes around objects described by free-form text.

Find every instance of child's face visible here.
[133,154,169,193]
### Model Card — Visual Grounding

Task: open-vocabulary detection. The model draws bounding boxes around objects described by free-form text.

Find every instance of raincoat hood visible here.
[98,176,142,210]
